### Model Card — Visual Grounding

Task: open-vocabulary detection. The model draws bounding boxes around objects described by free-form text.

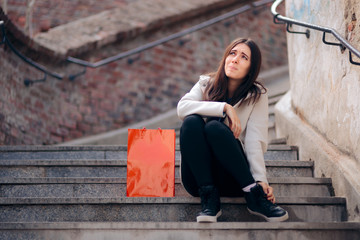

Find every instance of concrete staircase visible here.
[0,143,360,239]
[0,84,359,239]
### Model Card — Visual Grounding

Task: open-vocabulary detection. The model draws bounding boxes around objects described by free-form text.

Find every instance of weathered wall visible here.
[286,0,360,163]
[0,1,288,145]
[278,0,360,220]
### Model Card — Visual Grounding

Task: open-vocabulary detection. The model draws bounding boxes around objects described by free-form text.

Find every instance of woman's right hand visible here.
[224,103,241,138]
[257,181,276,203]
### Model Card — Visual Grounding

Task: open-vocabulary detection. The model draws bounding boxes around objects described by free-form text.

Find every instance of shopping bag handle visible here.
[140,127,162,131]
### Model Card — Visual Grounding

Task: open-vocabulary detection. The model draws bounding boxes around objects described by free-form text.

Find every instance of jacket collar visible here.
[199,75,261,105]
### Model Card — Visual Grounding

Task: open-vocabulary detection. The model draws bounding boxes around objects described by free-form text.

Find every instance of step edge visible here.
[0,177,331,184]
[0,146,128,152]
[0,145,297,152]
[0,221,359,230]
[0,160,313,167]
[0,197,346,205]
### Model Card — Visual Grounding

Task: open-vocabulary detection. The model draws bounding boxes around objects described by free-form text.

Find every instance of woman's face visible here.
[224,43,251,82]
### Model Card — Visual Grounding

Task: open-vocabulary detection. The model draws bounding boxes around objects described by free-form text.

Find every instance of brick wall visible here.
[0,2,288,145]
[6,0,138,35]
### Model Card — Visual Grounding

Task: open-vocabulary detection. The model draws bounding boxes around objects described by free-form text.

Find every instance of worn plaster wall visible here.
[286,0,360,164]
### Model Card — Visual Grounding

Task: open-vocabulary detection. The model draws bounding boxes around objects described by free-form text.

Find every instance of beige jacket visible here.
[177,75,269,183]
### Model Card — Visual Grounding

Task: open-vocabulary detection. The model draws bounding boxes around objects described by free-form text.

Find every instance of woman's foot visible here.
[244,183,289,222]
[197,185,222,223]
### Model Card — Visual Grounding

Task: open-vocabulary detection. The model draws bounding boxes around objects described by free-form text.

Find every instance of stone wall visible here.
[275,0,360,220]
[285,0,360,164]
[0,1,288,145]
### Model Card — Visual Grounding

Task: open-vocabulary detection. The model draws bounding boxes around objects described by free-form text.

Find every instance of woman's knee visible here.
[181,114,204,133]
[204,120,229,139]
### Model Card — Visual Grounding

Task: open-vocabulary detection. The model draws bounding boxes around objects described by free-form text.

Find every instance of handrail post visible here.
[24,73,47,87]
[0,21,5,45]
[349,52,360,66]
[286,23,310,38]
[273,16,285,25]
[68,67,87,81]
[322,32,346,52]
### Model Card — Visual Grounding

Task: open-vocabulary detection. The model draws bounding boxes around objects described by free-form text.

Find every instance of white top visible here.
[177,75,269,183]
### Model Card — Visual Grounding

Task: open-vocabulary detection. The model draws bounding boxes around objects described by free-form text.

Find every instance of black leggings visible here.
[180,114,255,197]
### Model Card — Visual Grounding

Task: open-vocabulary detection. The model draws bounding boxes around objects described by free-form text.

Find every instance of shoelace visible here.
[258,194,277,210]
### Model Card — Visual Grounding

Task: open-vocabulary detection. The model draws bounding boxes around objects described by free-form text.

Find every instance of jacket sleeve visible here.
[177,76,226,120]
[244,92,269,184]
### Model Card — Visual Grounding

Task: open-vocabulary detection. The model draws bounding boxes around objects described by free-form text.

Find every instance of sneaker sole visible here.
[247,208,289,222]
[196,210,222,223]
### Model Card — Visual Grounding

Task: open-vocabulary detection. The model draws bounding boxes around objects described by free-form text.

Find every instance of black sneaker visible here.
[197,185,222,223]
[245,183,289,222]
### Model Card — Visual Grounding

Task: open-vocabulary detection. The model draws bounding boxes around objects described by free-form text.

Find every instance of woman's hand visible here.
[224,103,241,138]
[257,181,276,204]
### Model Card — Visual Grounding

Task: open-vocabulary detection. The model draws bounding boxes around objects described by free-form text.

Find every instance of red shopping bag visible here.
[126,128,175,197]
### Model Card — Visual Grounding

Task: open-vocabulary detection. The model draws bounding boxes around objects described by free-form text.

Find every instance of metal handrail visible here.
[0,0,273,86]
[271,0,360,66]
[0,20,66,85]
[0,20,5,44]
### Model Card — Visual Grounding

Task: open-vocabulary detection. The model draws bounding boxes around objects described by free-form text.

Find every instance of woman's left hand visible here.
[257,181,276,204]
[224,103,241,138]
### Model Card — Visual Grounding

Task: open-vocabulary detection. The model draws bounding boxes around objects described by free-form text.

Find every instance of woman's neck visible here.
[227,78,242,98]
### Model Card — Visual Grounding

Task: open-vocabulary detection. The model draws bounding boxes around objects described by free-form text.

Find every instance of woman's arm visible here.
[177,77,226,120]
[224,103,242,138]
[244,92,269,184]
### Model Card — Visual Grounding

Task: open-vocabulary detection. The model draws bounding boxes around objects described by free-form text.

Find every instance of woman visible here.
[177,38,288,223]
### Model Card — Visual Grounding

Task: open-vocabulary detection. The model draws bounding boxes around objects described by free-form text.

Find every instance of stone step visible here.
[269,113,275,123]
[1,222,359,240]
[269,138,287,145]
[0,145,299,161]
[0,196,347,223]
[269,121,275,129]
[0,160,312,178]
[0,146,128,160]
[0,177,332,198]
[269,105,275,115]
[268,124,276,142]
[266,145,298,160]
[268,93,286,106]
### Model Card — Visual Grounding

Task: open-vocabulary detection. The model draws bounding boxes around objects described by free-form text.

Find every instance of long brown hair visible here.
[204,38,266,106]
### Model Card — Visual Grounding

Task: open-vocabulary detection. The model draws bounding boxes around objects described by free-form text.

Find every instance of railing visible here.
[0,20,64,85]
[0,20,4,44]
[0,0,273,86]
[271,0,360,66]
